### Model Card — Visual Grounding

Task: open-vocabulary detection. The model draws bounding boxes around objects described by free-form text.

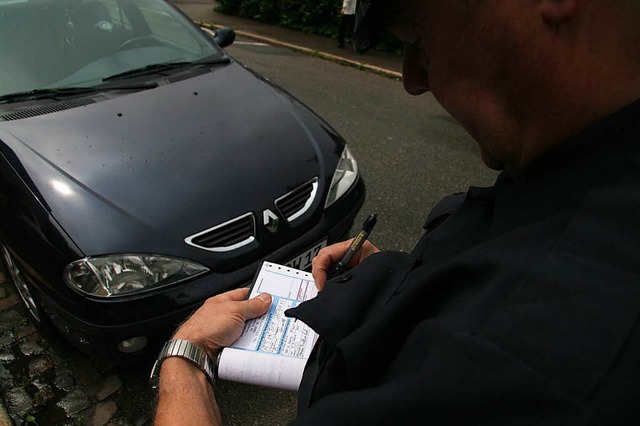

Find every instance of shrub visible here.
[217,0,344,37]
[215,0,403,53]
[216,0,241,15]
[239,0,280,23]
[279,0,339,36]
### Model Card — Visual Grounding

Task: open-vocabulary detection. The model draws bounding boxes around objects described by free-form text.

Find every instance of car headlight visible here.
[325,146,359,208]
[63,254,209,297]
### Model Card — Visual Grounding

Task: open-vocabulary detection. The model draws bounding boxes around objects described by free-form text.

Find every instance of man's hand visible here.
[155,288,272,426]
[312,239,381,291]
[173,288,272,359]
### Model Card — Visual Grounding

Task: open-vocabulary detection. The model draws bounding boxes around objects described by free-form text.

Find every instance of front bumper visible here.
[38,179,365,362]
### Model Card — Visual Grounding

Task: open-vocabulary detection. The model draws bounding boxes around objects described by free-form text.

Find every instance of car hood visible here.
[0,62,342,261]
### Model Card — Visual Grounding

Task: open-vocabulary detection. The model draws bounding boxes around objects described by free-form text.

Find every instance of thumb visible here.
[241,293,272,320]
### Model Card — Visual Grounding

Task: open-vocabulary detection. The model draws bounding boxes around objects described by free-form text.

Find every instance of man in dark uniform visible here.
[154,0,640,424]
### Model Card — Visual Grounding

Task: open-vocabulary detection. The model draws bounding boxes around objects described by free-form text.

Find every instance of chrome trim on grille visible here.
[275,177,319,223]
[184,212,256,252]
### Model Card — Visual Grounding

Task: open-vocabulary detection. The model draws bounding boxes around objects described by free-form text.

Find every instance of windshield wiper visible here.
[102,57,230,82]
[0,82,158,104]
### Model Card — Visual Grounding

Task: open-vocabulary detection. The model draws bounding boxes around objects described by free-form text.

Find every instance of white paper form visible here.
[217,262,318,391]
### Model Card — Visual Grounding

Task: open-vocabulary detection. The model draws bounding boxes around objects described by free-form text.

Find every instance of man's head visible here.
[357,0,640,173]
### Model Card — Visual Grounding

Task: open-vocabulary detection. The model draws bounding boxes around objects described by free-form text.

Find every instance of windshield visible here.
[0,0,224,97]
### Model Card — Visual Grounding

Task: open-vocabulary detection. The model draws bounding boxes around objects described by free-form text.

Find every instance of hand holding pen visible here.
[311,213,380,291]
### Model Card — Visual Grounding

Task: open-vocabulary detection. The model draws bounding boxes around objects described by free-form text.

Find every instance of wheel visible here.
[117,35,161,51]
[1,244,43,325]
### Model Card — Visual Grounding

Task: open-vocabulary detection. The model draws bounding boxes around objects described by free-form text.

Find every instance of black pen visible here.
[328,213,377,279]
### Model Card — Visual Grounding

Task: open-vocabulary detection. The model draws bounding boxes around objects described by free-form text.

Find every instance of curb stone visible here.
[196,21,404,81]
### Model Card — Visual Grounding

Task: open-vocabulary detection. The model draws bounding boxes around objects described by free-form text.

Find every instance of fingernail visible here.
[258,293,271,302]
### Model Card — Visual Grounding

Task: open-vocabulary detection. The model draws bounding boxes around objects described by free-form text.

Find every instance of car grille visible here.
[275,177,319,222]
[185,177,319,252]
[184,212,256,252]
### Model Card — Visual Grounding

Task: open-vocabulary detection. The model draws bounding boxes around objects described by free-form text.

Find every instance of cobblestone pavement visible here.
[0,263,156,426]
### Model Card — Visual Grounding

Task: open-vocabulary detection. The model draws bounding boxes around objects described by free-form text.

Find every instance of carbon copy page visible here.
[217,262,319,390]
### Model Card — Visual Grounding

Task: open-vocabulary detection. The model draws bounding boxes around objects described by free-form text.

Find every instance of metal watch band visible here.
[150,339,216,390]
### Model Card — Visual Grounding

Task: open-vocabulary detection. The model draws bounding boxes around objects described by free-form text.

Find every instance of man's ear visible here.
[540,0,581,26]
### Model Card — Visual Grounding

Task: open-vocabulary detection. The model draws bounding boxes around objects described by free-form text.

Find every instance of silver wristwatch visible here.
[149,339,216,390]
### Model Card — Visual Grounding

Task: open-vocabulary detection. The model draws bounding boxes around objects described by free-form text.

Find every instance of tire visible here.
[1,243,44,325]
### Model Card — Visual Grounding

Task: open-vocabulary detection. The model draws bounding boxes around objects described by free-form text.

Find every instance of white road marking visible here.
[235,41,270,47]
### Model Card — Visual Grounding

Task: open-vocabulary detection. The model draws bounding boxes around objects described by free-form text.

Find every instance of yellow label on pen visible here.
[350,232,365,250]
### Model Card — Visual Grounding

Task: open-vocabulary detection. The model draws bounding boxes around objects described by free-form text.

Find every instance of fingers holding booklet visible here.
[171,287,273,359]
[217,261,319,391]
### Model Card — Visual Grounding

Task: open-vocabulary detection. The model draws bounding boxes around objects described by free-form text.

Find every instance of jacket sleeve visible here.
[289,324,590,426]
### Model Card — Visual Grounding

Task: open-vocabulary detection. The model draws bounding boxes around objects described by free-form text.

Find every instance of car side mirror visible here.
[214,27,236,48]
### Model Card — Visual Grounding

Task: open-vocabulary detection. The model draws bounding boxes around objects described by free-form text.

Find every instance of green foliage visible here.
[20,412,38,425]
[216,0,404,53]
[239,0,281,23]
[216,0,340,36]
[215,0,242,15]
[280,0,340,36]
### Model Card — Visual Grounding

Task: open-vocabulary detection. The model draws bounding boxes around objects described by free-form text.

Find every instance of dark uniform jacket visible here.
[286,100,640,425]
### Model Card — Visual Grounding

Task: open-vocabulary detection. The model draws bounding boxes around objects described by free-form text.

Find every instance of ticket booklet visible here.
[216,261,318,391]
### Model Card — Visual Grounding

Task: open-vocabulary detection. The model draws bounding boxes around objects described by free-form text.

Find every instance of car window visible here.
[132,0,202,51]
[0,0,223,97]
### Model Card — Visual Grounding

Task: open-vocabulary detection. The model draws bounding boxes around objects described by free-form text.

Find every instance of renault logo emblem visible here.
[263,209,279,233]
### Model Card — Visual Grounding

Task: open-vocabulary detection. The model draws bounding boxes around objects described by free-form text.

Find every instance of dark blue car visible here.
[0,0,364,361]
